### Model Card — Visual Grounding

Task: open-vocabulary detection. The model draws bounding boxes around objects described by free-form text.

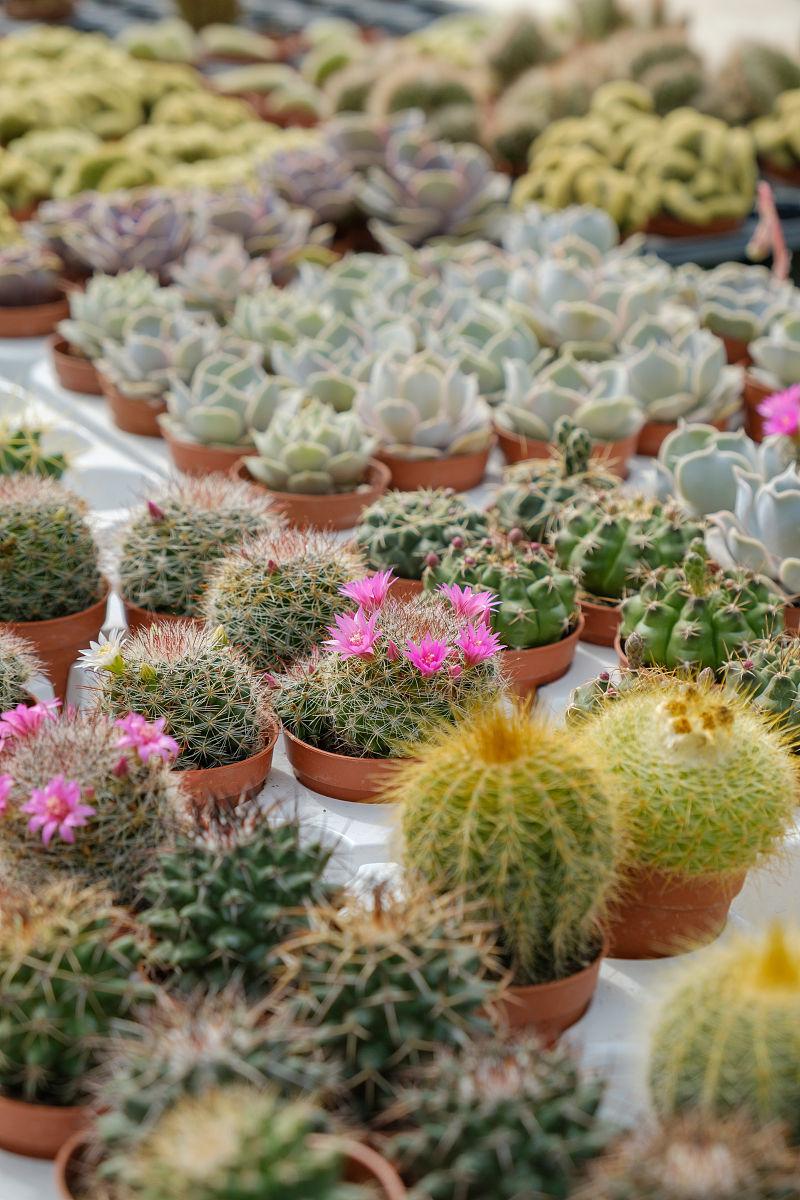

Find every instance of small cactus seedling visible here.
[356,488,489,581]
[0,629,42,711]
[649,924,800,1138]
[723,632,800,751]
[565,664,641,724]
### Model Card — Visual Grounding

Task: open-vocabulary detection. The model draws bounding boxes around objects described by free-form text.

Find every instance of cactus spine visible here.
[356,488,488,581]
[723,633,800,751]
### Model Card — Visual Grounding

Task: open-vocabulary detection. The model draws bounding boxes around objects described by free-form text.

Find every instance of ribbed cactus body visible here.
[724,634,800,749]
[357,488,489,580]
[0,629,41,711]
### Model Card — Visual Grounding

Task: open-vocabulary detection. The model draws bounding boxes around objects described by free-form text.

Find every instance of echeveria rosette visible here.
[164,348,286,447]
[502,202,620,261]
[264,144,360,226]
[97,307,223,402]
[57,269,183,360]
[706,462,800,598]
[675,260,797,346]
[622,320,744,425]
[495,356,643,445]
[204,183,331,269]
[167,235,272,322]
[245,397,376,495]
[749,311,800,390]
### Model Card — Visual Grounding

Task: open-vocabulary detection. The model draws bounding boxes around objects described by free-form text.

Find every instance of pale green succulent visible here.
[244,397,375,494]
[502,202,621,261]
[426,296,548,400]
[622,321,744,424]
[97,307,223,401]
[168,235,272,322]
[676,262,798,347]
[230,289,329,369]
[291,254,413,318]
[495,356,643,443]
[7,128,101,189]
[57,270,183,361]
[750,312,800,390]
[706,463,800,597]
[164,348,285,447]
[272,313,416,391]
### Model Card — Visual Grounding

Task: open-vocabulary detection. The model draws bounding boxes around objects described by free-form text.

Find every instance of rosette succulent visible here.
[57,269,182,360]
[97,307,222,402]
[676,262,798,349]
[706,461,800,597]
[265,144,360,226]
[496,356,643,444]
[205,183,328,267]
[164,348,285,447]
[244,398,375,495]
[0,242,63,309]
[749,311,800,390]
[502,202,620,260]
[168,234,272,322]
[622,320,744,426]
[426,296,548,401]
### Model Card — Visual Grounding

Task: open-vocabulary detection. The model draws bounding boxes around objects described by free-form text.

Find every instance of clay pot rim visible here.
[178,716,281,777]
[4,584,109,633]
[158,418,253,456]
[0,292,66,314]
[49,333,87,359]
[580,594,623,612]
[0,1091,85,1121]
[506,936,608,999]
[617,864,748,899]
[282,726,398,770]
[96,370,167,412]
[501,613,584,658]
[234,457,391,505]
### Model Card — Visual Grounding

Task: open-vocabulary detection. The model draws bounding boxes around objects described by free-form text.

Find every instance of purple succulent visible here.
[263,145,360,226]
[204,184,330,270]
[0,243,63,308]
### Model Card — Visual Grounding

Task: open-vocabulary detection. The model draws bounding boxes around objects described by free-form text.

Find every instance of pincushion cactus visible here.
[0,880,150,1107]
[0,386,87,480]
[749,311,800,390]
[168,234,272,322]
[0,242,63,309]
[622,322,744,426]
[244,398,376,495]
[118,474,281,618]
[496,356,642,445]
[204,529,365,671]
[164,347,285,447]
[357,488,489,581]
[0,629,41,711]
[57,269,182,360]
[98,307,223,402]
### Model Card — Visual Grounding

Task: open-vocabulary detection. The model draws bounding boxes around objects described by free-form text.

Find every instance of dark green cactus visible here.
[723,634,800,751]
[0,629,42,711]
[486,12,557,86]
[0,427,69,479]
[356,488,489,582]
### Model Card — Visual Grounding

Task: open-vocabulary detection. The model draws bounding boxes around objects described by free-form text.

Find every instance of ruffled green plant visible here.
[357,488,489,582]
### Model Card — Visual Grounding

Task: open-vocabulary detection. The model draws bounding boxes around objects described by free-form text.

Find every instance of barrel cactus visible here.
[495,356,643,445]
[749,311,800,391]
[357,489,489,582]
[164,348,286,447]
[244,398,376,495]
[0,629,41,711]
[98,306,222,401]
[57,269,182,360]
[723,632,800,750]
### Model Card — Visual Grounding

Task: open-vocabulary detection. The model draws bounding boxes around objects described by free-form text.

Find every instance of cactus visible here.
[723,632,800,751]
[0,242,63,309]
[0,629,41,711]
[620,541,785,671]
[425,534,579,650]
[98,306,222,402]
[649,924,800,1138]
[749,312,800,391]
[708,42,800,126]
[385,1034,609,1200]
[0,880,150,1106]
[485,12,557,86]
[495,356,643,444]
[554,494,703,604]
[57,269,182,360]
[0,385,88,480]
[167,234,271,322]
[357,489,489,582]
[577,676,797,878]
[174,0,239,30]
[164,347,286,447]
[0,476,101,622]
[565,664,641,725]
[622,322,744,426]
[244,397,376,494]
[276,887,502,1116]
[204,529,365,671]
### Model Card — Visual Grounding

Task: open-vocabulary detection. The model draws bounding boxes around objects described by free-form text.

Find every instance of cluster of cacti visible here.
[495,356,643,445]
[723,632,800,749]
[97,306,222,401]
[0,629,41,711]
[245,398,376,494]
[357,488,489,581]
[0,880,150,1106]
[0,242,63,308]
[164,348,285,446]
[204,528,364,671]
[57,269,182,359]
[0,476,102,622]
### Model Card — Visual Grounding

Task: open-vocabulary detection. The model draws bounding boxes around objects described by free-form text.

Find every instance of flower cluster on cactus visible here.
[357,487,489,582]
[163,347,285,447]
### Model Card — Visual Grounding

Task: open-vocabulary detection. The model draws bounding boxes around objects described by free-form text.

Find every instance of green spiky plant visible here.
[575,1112,800,1200]
[649,924,800,1139]
[356,489,489,582]
[492,418,619,543]
[0,475,102,621]
[384,1034,609,1200]
[0,880,151,1107]
[276,887,503,1118]
[576,675,797,881]
[93,622,275,771]
[0,629,42,711]
[120,1084,366,1200]
[390,701,620,986]
[424,533,579,650]
[0,711,181,904]
[118,475,282,619]
[620,542,785,672]
[723,632,800,752]
[140,807,333,997]
[554,495,703,605]
[203,529,365,671]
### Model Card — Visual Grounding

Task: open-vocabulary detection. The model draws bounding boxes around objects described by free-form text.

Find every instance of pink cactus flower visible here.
[385,639,400,661]
[758,384,800,438]
[0,698,60,747]
[448,663,463,680]
[437,583,499,620]
[147,500,165,521]
[324,608,381,659]
[21,775,95,845]
[456,622,505,668]
[115,713,179,764]
[339,570,396,611]
[0,773,13,815]
[404,633,451,676]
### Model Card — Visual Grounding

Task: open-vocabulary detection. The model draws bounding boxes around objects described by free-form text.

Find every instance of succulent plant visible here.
[291,252,411,319]
[675,261,798,348]
[386,1034,609,1200]
[0,880,151,1107]
[275,591,504,759]
[244,398,376,495]
[723,632,800,750]
[502,202,621,260]
[204,528,365,671]
[174,0,239,30]
[706,464,800,596]
[98,306,222,402]
[496,356,643,445]
[577,675,797,879]
[749,311,800,391]
[265,144,360,226]
[649,924,800,1138]
[118,18,197,63]
[228,286,329,367]
[0,241,63,309]
[357,488,489,582]
[355,351,492,461]
[164,346,285,446]
[205,182,327,269]
[0,629,41,711]
[167,234,272,321]
[272,312,416,394]
[57,269,182,360]
[0,475,101,622]
[426,297,548,402]
[710,41,800,126]
[276,887,502,1116]
[118,474,281,618]
[622,321,744,426]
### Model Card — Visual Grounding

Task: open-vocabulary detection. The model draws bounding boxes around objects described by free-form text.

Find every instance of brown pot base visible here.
[179,721,280,808]
[49,335,103,395]
[1,587,108,700]
[235,458,390,530]
[0,295,69,339]
[580,598,621,647]
[501,616,584,695]
[606,867,747,959]
[494,942,605,1046]
[496,426,636,480]
[0,1093,87,1160]
[161,425,246,475]
[645,213,744,238]
[98,373,165,438]
[283,729,399,803]
[785,603,800,634]
[377,442,492,493]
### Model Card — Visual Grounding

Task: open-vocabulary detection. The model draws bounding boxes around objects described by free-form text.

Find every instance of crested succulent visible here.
[355,351,492,460]
[577,675,797,879]
[649,924,800,1138]
[205,182,327,267]
[496,356,643,445]
[57,269,182,360]
[265,144,360,226]
[0,880,151,1107]
[0,629,41,711]
[0,242,63,309]
[749,311,800,391]
[0,475,101,622]
[276,887,502,1115]
[118,474,281,618]
[385,1034,609,1200]
[204,528,365,671]
[244,397,376,495]
[164,347,285,446]
[357,488,489,581]
[723,632,800,750]
[167,234,272,321]
[675,261,798,349]
[118,18,197,64]
[622,321,744,427]
[620,541,785,671]
[97,307,222,402]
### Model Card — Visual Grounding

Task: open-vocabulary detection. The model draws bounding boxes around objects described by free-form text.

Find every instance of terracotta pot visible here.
[377,441,493,493]
[9,201,39,223]
[49,335,103,395]
[785,603,800,634]
[494,942,605,1046]
[743,373,772,443]
[283,729,400,803]
[0,294,68,339]
[160,425,245,475]
[495,426,636,480]
[0,1093,87,1160]
[1,587,108,700]
[637,415,729,457]
[97,373,165,438]
[721,334,751,367]
[614,630,629,669]
[501,616,584,695]
[580,597,621,647]
[606,867,747,959]
[391,576,424,602]
[234,458,390,531]
[645,212,744,238]
[124,602,205,636]
[179,720,280,808]
[760,157,800,187]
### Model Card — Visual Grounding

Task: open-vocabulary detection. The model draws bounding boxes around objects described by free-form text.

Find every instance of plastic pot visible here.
[494,941,606,1046]
[495,426,636,480]
[743,373,773,443]
[97,373,165,438]
[0,1093,87,1160]
[377,442,493,493]
[178,719,280,808]
[580,597,622,647]
[283,729,400,803]
[637,415,729,457]
[0,295,68,339]
[606,867,747,959]
[234,458,390,531]
[1,586,109,700]
[501,616,584,695]
[49,335,103,395]
[124,602,206,636]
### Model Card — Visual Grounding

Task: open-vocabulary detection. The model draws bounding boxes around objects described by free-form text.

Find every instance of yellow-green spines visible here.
[649,925,800,1139]
[393,702,620,985]
[577,677,798,878]
[0,629,41,712]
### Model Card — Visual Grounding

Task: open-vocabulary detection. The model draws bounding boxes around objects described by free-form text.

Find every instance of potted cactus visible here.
[724,633,800,746]
[355,352,494,492]
[393,700,620,1040]
[0,385,88,480]
[0,880,151,1160]
[356,488,489,601]
[0,477,106,698]
[274,582,505,801]
[577,675,797,956]
[424,535,583,693]
[89,622,280,807]
[240,396,390,530]
[118,474,282,630]
[744,312,800,441]
[0,242,67,338]
[0,628,42,709]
